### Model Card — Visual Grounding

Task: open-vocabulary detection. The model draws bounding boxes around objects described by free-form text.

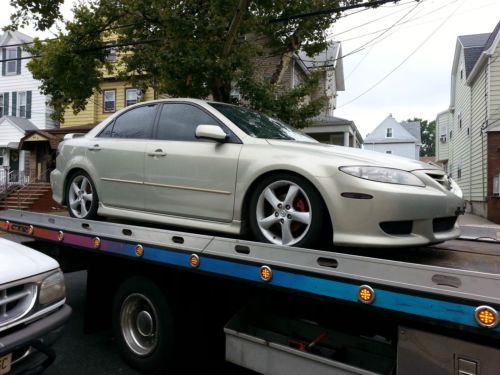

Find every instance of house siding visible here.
[470,67,488,202]
[62,82,155,128]
[436,111,450,163]
[490,43,500,126]
[0,48,55,129]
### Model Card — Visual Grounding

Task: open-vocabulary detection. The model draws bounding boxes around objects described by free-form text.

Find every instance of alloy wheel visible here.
[256,180,312,246]
[68,175,94,218]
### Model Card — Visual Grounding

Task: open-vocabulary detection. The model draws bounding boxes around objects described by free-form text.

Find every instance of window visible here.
[99,105,157,139]
[457,160,462,179]
[386,128,393,138]
[494,175,500,195]
[6,48,17,74]
[386,150,392,154]
[449,130,453,140]
[460,68,463,80]
[125,88,139,107]
[103,90,116,113]
[18,92,26,118]
[105,44,117,63]
[458,112,462,129]
[467,127,470,136]
[0,93,3,117]
[157,103,219,141]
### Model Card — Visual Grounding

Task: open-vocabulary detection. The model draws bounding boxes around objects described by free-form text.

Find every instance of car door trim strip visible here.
[100,178,232,195]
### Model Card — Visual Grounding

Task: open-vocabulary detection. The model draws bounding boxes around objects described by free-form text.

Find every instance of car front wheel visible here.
[249,173,325,248]
[66,172,98,219]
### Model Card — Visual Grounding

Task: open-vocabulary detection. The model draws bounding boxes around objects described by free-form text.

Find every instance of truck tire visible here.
[112,277,176,374]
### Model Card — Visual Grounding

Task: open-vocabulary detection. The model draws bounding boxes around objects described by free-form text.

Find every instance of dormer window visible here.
[386,128,393,138]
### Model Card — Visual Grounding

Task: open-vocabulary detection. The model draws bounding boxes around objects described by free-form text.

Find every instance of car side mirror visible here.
[195,125,228,142]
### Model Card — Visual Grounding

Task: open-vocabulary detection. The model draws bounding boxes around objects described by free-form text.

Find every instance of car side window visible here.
[156,103,219,141]
[99,105,157,139]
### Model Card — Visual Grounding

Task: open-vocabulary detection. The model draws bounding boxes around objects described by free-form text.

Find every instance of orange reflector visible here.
[358,285,375,304]
[260,266,273,282]
[135,244,144,257]
[2,221,10,231]
[93,237,101,249]
[58,231,64,241]
[189,254,200,268]
[475,306,499,328]
[27,225,34,235]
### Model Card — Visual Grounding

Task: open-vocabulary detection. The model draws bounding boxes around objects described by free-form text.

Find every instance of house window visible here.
[449,130,453,140]
[125,88,139,107]
[458,112,462,129]
[460,68,463,80]
[494,175,500,195]
[6,48,17,74]
[0,93,3,117]
[18,92,26,118]
[386,128,393,138]
[467,127,470,136]
[103,89,116,113]
[457,161,462,179]
[105,44,117,63]
[386,150,392,154]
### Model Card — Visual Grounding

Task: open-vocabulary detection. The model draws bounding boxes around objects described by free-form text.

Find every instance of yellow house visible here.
[62,40,156,128]
[62,81,155,127]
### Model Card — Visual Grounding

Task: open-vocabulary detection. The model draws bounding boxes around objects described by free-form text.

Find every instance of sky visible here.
[0,0,499,137]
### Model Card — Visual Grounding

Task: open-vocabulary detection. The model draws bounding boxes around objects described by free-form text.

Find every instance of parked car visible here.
[0,237,71,374]
[51,99,464,248]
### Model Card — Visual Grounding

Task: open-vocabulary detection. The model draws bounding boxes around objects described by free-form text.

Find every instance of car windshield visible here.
[209,103,317,142]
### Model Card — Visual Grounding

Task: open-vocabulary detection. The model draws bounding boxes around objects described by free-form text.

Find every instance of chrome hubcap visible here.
[120,294,159,356]
[68,175,93,218]
[256,180,312,246]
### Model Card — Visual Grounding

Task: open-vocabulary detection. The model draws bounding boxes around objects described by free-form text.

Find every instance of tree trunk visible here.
[270,33,301,86]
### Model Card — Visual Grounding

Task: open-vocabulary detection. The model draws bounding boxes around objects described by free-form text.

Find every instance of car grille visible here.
[0,283,37,329]
[426,172,452,191]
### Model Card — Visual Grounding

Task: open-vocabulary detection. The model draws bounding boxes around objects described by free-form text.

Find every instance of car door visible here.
[144,102,242,222]
[86,104,158,211]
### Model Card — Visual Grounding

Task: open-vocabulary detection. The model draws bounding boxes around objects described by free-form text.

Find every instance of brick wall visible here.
[487,132,500,223]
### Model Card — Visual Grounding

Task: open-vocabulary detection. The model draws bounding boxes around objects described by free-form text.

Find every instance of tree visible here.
[9,0,398,126]
[406,117,435,157]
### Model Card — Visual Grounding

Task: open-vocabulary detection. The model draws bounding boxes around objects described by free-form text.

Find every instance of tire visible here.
[112,277,175,374]
[248,173,325,248]
[66,171,99,219]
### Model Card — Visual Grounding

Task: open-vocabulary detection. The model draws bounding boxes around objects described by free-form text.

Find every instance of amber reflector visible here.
[260,266,273,282]
[475,306,499,328]
[58,231,64,241]
[93,237,101,249]
[189,254,200,268]
[135,244,144,257]
[358,285,375,304]
[27,225,34,235]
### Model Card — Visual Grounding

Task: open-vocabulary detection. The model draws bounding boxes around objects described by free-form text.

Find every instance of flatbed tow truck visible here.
[1,209,500,374]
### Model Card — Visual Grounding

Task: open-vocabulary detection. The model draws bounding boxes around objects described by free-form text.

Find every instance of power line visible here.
[337,0,466,109]
[269,0,412,23]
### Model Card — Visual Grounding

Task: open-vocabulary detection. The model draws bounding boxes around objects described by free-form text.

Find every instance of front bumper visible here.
[0,304,71,374]
[318,174,464,248]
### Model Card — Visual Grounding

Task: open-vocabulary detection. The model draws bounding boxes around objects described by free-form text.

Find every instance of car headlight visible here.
[39,270,65,305]
[449,177,463,198]
[339,166,425,187]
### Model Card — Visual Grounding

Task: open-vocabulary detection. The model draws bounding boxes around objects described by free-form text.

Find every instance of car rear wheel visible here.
[66,172,98,219]
[249,173,324,248]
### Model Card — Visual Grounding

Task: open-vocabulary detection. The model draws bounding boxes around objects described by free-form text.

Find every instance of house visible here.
[302,115,363,147]
[0,30,57,182]
[62,44,155,128]
[364,115,421,159]
[435,21,500,222]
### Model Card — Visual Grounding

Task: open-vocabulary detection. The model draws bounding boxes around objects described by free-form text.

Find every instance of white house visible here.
[0,30,56,182]
[364,115,421,159]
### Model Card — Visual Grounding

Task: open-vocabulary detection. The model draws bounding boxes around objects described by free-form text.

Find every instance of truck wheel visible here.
[112,277,175,374]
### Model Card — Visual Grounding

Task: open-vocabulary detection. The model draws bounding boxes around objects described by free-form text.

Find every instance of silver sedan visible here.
[51,99,464,248]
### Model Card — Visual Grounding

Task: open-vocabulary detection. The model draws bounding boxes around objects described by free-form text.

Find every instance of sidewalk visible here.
[458,213,500,241]
[458,213,497,227]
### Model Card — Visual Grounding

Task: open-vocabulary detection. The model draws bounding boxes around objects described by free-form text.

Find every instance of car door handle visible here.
[147,149,167,157]
[88,144,101,151]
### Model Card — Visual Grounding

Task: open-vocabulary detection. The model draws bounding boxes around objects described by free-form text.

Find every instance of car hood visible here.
[266,140,441,172]
[0,238,59,285]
